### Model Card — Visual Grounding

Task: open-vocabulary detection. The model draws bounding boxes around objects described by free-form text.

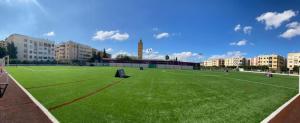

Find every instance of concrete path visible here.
[0,73,57,123]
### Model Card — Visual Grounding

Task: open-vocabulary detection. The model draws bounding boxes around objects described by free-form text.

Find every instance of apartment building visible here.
[203,59,224,67]
[224,57,246,67]
[250,57,258,66]
[5,34,55,61]
[287,52,300,71]
[55,41,92,63]
[257,54,285,71]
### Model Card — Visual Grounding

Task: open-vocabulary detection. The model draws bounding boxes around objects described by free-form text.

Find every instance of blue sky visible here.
[0,0,300,62]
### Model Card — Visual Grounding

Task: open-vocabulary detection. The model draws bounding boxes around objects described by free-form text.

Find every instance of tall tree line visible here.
[0,41,17,59]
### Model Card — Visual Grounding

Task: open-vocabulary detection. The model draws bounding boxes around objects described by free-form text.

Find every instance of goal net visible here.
[0,58,5,74]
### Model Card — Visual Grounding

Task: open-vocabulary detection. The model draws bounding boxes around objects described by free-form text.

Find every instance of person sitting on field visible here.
[265,72,273,78]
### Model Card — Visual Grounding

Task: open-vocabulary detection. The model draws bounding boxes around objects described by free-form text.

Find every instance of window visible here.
[24,44,27,47]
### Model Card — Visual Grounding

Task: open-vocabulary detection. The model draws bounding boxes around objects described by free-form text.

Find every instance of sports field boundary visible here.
[7,72,59,123]
[261,94,300,123]
[241,70,299,77]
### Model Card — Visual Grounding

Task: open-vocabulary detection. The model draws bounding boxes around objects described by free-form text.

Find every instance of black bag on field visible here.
[115,69,129,78]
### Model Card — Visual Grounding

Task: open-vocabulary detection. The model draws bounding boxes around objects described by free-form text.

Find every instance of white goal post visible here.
[0,56,9,82]
[0,56,9,67]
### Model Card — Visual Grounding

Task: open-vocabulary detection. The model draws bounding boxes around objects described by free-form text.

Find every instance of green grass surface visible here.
[6,66,299,123]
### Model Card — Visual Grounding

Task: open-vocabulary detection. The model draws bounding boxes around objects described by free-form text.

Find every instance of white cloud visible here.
[256,10,297,30]
[112,50,133,58]
[234,24,241,31]
[243,26,252,34]
[172,52,203,61]
[209,51,246,59]
[92,30,129,41]
[110,32,129,41]
[106,48,113,53]
[230,39,247,46]
[112,48,203,62]
[280,21,300,39]
[143,48,165,59]
[43,31,55,36]
[154,32,169,39]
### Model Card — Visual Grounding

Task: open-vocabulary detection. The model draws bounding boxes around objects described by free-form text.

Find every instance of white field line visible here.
[165,70,297,90]
[223,77,297,90]
[241,71,299,77]
[261,94,300,123]
[21,67,86,72]
[6,72,59,123]
[163,70,221,77]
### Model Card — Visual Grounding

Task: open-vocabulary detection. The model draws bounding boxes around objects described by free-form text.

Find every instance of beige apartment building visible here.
[203,59,224,67]
[224,57,246,67]
[5,34,55,61]
[257,54,285,71]
[250,57,258,66]
[287,52,300,71]
[55,41,92,63]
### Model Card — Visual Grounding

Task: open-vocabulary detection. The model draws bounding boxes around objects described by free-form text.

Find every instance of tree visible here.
[165,55,169,61]
[116,54,133,61]
[293,66,299,73]
[89,51,98,62]
[96,52,102,62]
[7,42,17,59]
[0,47,7,58]
[103,48,108,58]
[175,57,178,61]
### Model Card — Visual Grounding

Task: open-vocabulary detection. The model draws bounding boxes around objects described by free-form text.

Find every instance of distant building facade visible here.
[287,52,300,71]
[257,54,285,71]
[55,41,92,63]
[224,57,246,67]
[250,57,258,66]
[5,34,55,61]
[203,59,224,67]
[138,39,143,60]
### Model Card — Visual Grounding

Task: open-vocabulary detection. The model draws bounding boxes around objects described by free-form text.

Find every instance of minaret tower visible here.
[138,39,143,60]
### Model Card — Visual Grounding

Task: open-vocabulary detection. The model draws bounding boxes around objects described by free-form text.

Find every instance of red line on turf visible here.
[48,79,125,111]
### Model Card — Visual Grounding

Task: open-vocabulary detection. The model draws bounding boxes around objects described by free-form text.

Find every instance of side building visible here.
[55,41,92,63]
[257,54,285,71]
[250,57,258,66]
[287,52,300,71]
[203,59,224,67]
[5,34,55,61]
[224,57,246,67]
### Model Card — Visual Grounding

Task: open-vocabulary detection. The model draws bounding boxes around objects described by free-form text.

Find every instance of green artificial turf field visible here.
[5,66,299,123]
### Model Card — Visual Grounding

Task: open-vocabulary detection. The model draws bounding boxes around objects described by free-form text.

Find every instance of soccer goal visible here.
[0,56,9,98]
